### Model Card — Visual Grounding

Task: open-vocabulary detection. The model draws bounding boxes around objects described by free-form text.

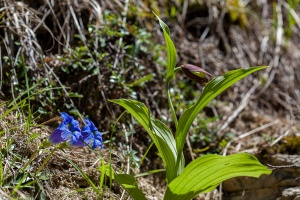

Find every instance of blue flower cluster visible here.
[49,112,103,149]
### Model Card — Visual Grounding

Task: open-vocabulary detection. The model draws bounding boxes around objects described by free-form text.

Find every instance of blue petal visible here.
[69,119,81,132]
[70,131,86,146]
[61,129,73,141]
[83,119,103,149]
[84,119,98,132]
[49,128,66,144]
[49,112,87,146]
[92,139,103,149]
[94,131,103,143]
[81,122,93,139]
[81,126,90,135]
[60,112,73,124]
[83,133,95,147]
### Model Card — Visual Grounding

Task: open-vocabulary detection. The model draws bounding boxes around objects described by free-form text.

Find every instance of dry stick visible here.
[44,63,85,123]
[101,89,114,118]
[240,37,257,65]
[0,46,3,96]
[0,189,11,200]
[254,2,283,99]
[232,42,248,68]
[186,134,195,160]
[145,87,162,116]
[258,36,269,64]
[217,1,231,54]
[68,0,97,67]
[261,0,268,21]
[89,0,103,61]
[222,120,280,156]
[217,81,259,136]
[267,163,300,169]
[121,123,131,175]
[112,0,130,70]
[272,89,295,118]
[271,130,290,147]
[45,0,71,50]
[32,8,57,53]
[180,0,188,30]
[117,1,131,198]
[198,26,210,69]
[276,89,300,112]
[10,48,22,115]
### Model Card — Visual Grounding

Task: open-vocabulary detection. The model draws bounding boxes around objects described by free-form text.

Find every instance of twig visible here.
[216,1,231,54]
[181,0,189,30]
[267,163,300,169]
[222,120,280,155]
[112,0,130,69]
[271,130,290,146]
[44,63,85,123]
[217,81,259,135]
[186,134,194,160]
[254,2,283,98]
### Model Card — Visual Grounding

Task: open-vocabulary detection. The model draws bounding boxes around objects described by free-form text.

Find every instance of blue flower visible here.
[49,112,85,146]
[49,112,104,150]
[82,119,103,149]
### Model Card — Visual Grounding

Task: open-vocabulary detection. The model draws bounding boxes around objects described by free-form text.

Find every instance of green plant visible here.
[272,0,300,42]
[284,0,300,39]
[226,0,249,27]
[107,14,271,199]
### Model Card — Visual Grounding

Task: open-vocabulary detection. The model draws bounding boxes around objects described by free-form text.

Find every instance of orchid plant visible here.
[106,15,271,200]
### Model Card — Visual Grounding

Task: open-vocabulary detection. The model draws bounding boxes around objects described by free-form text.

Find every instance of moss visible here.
[279,136,300,154]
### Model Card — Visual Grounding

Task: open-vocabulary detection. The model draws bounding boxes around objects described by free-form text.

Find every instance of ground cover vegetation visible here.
[0,0,300,199]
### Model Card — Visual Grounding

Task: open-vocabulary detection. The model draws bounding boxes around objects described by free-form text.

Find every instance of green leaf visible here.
[154,13,177,83]
[164,153,271,200]
[124,74,154,87]
[115,174,146,200]
[102,165,146,200]
[175,66,268,157]
[153,12,170,35]
[135,169,166,178]
[109,99,182,182]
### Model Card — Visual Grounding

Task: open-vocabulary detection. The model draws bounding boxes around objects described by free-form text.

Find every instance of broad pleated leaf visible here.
[164,153,272,200]
[154,13,177,83]
[175,66,268,155]
[110,99,181,182]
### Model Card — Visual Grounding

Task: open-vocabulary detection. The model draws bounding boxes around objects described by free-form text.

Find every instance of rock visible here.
[281,187,300,200]
[222,154,300,200]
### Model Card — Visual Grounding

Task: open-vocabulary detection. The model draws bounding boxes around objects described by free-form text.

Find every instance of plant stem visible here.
[35,148,56,176]
[22,149,39,172]
[166,82,178,128]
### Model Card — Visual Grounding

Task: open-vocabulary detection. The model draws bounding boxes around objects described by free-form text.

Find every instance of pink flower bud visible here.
[181,64,214,85]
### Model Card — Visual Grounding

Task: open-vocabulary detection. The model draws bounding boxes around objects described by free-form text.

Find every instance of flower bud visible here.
[181,64,213,85]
